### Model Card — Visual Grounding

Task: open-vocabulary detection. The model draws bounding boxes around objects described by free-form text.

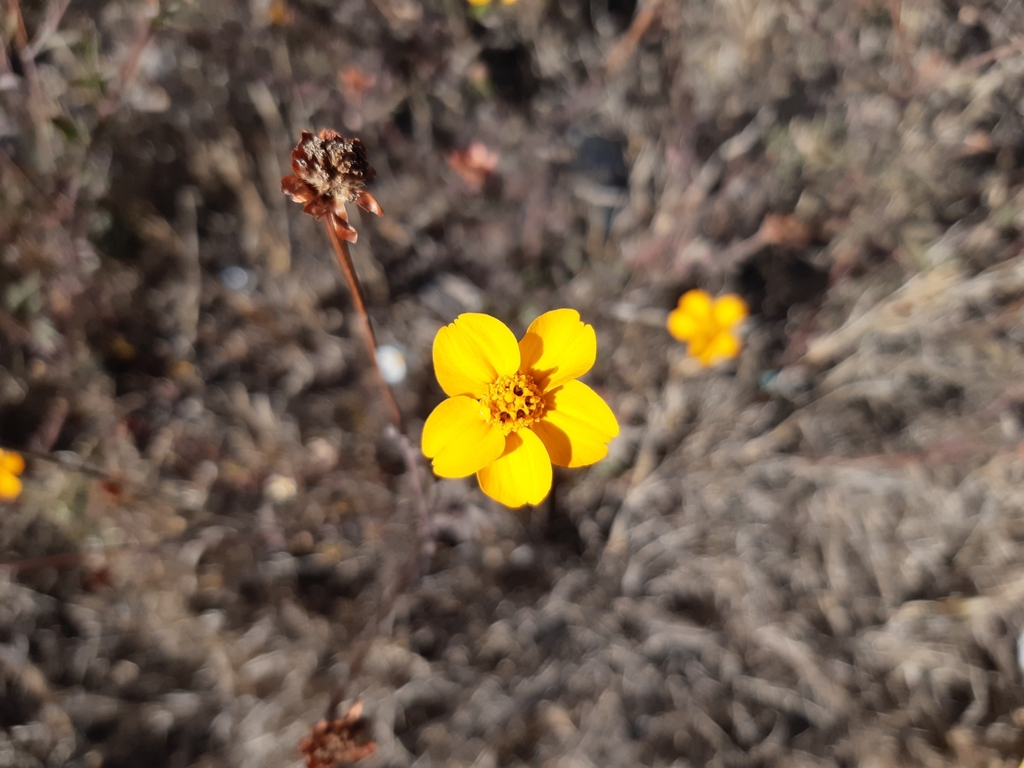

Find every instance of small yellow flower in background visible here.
[468,0,516,9]
[0,449,25,501]
[667,289,748,367]
[422,309,619,508]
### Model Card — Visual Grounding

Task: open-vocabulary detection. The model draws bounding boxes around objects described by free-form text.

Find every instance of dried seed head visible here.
[298,701,377,768]
[282,129,383,243]
[292,130,375,201]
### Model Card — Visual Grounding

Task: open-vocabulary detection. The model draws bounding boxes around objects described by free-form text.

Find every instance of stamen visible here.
[480,373,546,434]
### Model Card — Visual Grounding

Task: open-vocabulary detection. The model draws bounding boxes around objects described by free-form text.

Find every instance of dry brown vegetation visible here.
[4,0,1024,766]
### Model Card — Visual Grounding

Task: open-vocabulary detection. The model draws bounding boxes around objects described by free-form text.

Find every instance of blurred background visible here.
[4,0,1024,766]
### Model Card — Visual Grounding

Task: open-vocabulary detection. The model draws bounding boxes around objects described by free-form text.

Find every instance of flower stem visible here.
[321,212,436,721]
[324,214,404,432]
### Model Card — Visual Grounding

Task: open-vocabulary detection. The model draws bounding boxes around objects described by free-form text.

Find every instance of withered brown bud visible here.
[282,129,384,244]
[298,701,377,768]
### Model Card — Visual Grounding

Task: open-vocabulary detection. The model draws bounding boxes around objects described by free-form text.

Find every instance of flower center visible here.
[480,373,546,434]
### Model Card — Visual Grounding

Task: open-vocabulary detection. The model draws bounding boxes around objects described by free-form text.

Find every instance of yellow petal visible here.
[0,450,24,475]
[667,308,703,342]
[0,471,22,500]
[422,396,506,478]
[678,289,713,319]
[687,334,712,363]
[699,331,742,366]
[476,428,552,507]
[433,314,521,398]
[519,308,597,392]
[712,294,748,328]
[534,380,619,467]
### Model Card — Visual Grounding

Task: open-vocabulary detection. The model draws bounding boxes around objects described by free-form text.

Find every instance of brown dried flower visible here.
[298,701,377,768]
[281,130,384,244]
[447,141,498,192]
[338,66,377,106]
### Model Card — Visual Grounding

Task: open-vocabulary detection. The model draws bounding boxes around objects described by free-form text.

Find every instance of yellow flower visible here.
[667,289,748,367]
[0,449,25,501]
[422,309,619,508]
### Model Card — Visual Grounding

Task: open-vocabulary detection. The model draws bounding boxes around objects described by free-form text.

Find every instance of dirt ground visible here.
[5,0,1024,766]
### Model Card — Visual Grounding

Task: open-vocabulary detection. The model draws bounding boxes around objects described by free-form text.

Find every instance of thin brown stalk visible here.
[959,36,1024,74]
[323,431,434,717]
[323,213,404,432]
[320,211,438,721]
[323,428,436,720]
[24,0,73,59]
[8,0,53,172]
[97,12,155,119]
[886,0,912,79]
[8,0,30,50]
[605,0,665,75]
[324,505,429,719]
[388,423,437,576]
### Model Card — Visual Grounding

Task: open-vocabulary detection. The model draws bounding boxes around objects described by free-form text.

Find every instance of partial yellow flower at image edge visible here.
[422,309,619,508]
[667,289,747,367]
[0,448,25,501]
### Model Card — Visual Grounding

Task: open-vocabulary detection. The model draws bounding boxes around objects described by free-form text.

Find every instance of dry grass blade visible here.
[605,0,665,75]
